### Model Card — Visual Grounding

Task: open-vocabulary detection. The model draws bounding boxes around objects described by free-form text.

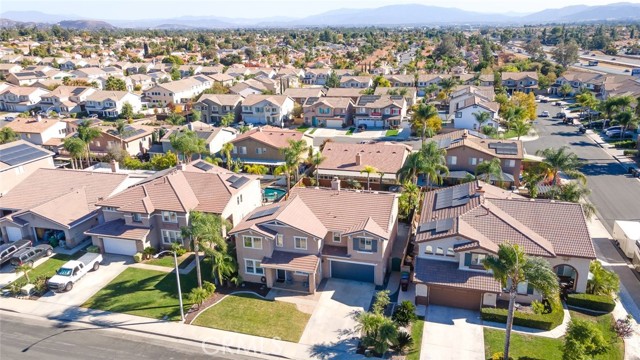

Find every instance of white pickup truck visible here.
[47,253,102,292]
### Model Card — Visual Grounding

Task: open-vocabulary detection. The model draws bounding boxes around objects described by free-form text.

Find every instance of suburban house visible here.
[160,122,237,155]
[4,117,67,147]
[354,95,407,128]
[340,76,373,88]
[374,87,418,107]
[0,86,49,112]
[229,126,312,170]
[412,181,596,309]
[283,88,325,105]
[86,124,154,157]
[200,65,225,76]
[449,86,500,130]
[317,142,411,189]
[230,183,400,293]
[142,75,213,106]
[6,70,64,86]
[417,74,451,88]
[194,94,243,124]
[0,140,55,196]
[85,90,142,118]
[240,94,295,127]
[72,67,107,80]
[38,86,96,114]
[177,64,203,78]
[0,64,22,77]
[551,71,603,96]
[501,72,539,94]
[127,74,155,91]
[208,73,235,87]
[302,97,354,128]
[303,68,331,85]
[432,130,523,186]
[385,74,415,87]
[0,168,131,247]
[86,164,261,255]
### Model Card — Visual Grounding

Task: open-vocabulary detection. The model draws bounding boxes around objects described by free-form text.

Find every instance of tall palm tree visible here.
[282,139,308,182]
[77,120,101,168]
[397,152,423,184]
[210,250,237,286]
[310,152,326,184]
[63,137,86,169]
[420,141,449,189]
[181,211,227,289]
[360,165,379,191]
[411,103,439,146]
[274,163,292,193]
[522,167,545,199]
[547,182,596,219]
[377,170,385,187]
[615,111,637,140]
[439,77,458,105]
[475,158,503,185]
[535,146,586,185]
[483,244,559,360]
[244,164,268,175]
[221,142,234,170]
[472,111,492,132]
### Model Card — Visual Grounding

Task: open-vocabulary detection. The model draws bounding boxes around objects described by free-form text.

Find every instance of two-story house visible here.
[0,140,55,196]
[374,87,418,107]
[385,74,415,88]
[551,71,603,96]
[449,85,499,130]
[86,165,262,255]
[229,126,312,171]
[127,74,154,91]
[240,94,295,126]
[86,124,154,157]
[340,76,373,89]
[230,182,399,293]
[283,88,325,105]
[353,95,407,128]
[4,117,67,147]
[501,71,539,94]
[143,75,213,106]
[412,181,596,309]
[0,86,49,112]
[302,97,354,128]
[303,68,331,85]
[160,122,237,155]
[85,90,142,118]
[194,94,243,124]
[38,86,96,114]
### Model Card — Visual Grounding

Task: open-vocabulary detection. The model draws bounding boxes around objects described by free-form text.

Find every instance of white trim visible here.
[161,229,183,245]
[244,258,264,275]
[294,236,307,250]
[332,231,342,243]
[275,234,283,248]
[243,235,263,249]
[161,211,178,223]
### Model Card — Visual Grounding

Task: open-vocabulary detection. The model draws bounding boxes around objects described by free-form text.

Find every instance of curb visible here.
[585,131,638,170]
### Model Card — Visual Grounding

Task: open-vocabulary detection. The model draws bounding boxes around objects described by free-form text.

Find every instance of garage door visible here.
[103,237,138,255]
[6,227,22,242]
[325,119,343,128]
[428,285,482,310]
[330,260,375,283]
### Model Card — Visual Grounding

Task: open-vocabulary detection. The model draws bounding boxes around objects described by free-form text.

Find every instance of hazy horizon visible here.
[3,0,640,21]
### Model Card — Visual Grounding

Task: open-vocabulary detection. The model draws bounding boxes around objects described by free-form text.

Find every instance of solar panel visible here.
[230,176,250,189]
[435,218,454,233]
[488,142,518,155]
[434,188,453,210]
[452,186,470,199]
[0,144,48,166]
[417,221,437,233]
[436,138,452,149]
[451,197,471,207]
[193,161,213,171]
[247,206,279,221]
[227,175,240,183]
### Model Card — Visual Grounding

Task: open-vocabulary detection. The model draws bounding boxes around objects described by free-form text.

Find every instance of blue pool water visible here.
[263,187,286,201]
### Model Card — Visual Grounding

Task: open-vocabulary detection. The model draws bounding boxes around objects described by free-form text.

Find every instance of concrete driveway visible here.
[299,279,375,356]
[0,254,53,288]
[422,305,484,360]
[37,254,131,307]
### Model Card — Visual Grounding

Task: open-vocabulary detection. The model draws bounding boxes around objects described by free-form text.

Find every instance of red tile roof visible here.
[261,250,320,273]
[414,258,501,292]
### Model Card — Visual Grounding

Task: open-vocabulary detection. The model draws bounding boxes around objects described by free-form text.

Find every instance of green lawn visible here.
[484,311,624,360]
[385,129,400,136]
[407,319,424,360]
[145,253,195,269]
[309,128,318,134]
[83,259,211,321]
[10,252,84,288]
[296,125,310,132]
[192,293,311,342]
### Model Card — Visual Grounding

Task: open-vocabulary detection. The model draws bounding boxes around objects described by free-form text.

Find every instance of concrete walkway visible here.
[585,129,639,171]
[55,238,91,255]
[421,305,484,360]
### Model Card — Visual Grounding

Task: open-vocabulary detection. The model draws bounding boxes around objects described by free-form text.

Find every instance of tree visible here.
[220,112,235,127]
[170,67,181,81]
[523,39,544,59]
[282,139,307,182]
[181,211,227,289]
[615,111,638,139]
[562,319,609,360]
[398,182,420,220]
[536,146,586,185]
[77,120,101,168]
[191,109,202,122]
[373,75,391,88]
[244,164,268,175]
[472,111,492,131]
[16,263,33,284]
[576,92,599,125]
[559,83,573,100]
[120,102,134,119]
[210,249,237,286]
[292,102,303,119]
[511,118,532,140]
[586,261,620,295]
[475,158,503,185]
[522,166,545,198]
[360,165,379,191]
[105,76,127,91]
[63,136,86,169]
[483,244,559,360]
[114,119,131,146]
[438,77,459,105]
[397,152,423,184]
[547,182,596,219]
[221,142,234,170]
[552,40,580,67]
[149,151,178,170]
[187,287,209,309]
[419,141,449,189]
[166,113,186,125]
[411,103,440,146]
[310,152,326,184]
[274,163,293,192]
[325,71,341,88]
[0,127,19,144]
[170,130,206,162]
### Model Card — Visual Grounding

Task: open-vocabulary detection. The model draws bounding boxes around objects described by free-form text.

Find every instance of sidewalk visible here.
[585,130,638,170]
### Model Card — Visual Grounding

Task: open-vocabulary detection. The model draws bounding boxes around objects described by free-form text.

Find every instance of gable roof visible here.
[501,71,539,81]
[319,142,411,174]
[0,140,54,170]
[231,126,304,149]
[4,117,62,134]
[241,94,291,107]
[197,94,243,106]
[431,130,523,160]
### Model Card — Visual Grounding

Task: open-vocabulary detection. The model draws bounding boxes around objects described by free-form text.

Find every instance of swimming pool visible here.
[263,187,286,202]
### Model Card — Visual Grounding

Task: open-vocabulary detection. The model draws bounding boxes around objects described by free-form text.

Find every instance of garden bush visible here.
[133,252,143,263]
[566,293,615,313]
[623,149,638,157]
[392,300,417,327]
[481,301,564,330]
[86,245,101,253]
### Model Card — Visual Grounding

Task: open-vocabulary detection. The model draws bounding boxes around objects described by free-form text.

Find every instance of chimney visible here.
[36,114,42,122]
[355,152,362,165]
[476,182,485,195]
[331,177,341,191]
[110,159,119,173]
[177,163,186,171]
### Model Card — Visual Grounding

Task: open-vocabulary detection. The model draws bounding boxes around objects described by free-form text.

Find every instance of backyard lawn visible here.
[407,319,424,360]
[10,252,84,288]
[145,253,195,269]
[83,259,210,321]
[192,293,311,342]
[484,311,623,360]
[385,129,399,136]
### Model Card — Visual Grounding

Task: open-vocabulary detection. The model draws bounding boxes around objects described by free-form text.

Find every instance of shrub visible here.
[562,319,608,360]
[142,246,156,259]
[613,315,634,338]
[171,242,187,256]
[203,281,216,295]
[32,275,48,295]
[566,293,615,313]
[623,149,638,157]
[481,301,564,330]
[133,252,143,263]
[491,352,513,360]
[392,300,417,327]
[86,245,101,253]
[392,331,413,352]
[372,290,391,315]
[188,287,209,308]
[531,300,546,315]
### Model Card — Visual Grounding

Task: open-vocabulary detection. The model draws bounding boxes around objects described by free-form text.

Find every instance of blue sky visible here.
[2,0,638,20]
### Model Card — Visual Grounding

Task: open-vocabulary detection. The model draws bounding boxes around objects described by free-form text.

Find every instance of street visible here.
[0,313,258,360]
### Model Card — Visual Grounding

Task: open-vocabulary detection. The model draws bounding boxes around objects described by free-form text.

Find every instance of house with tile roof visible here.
[229,125,312,170]
[0,140,55,196]
[84,124,154,157]
[240,94,295,126]
[340,76,373,89]
[84,90,142,118]
[230,182,400,293]
[448,85,500,130]
[159,122,237,155]
[374,87,418,107]
[412,181,595,309]
[38,86,96,115]
[0,86,49,112]
[354,95,408,128]
[142,75,214,106]
[283,88,325,105]
[501,71,539,94]
[0,168,130,247]
[302,97,354,128]
[194,94,243,124]
[86,164,262,255]
[4,117,68,147]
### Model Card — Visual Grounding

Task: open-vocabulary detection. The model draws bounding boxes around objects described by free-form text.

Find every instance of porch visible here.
[261,250,320,294]
[272,269,312,294]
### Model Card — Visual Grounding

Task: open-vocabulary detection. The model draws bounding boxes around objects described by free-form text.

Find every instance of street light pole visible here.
[154,250,185,323]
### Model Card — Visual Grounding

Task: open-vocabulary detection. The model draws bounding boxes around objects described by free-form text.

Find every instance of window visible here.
[294,271,308,276]
[240,146,247,155]
[232,146,237,154]
[456,112,462,118]
[132,213,142,222]
[294,236,307,250]
[425,245,433,254]
[505,160,516,168]
[470,253,486,267]
[447,156,457,165]
[245,259,263,275]
[276,234,283,247]
[469,158,477,166]
[446,248,455,257]
[243,236,262,249]
[384,108,390,115]
[161,230,183,244]
[358,238,373,251]
[162,211,178,223]
[256,148,267,155]
[333,232,342,243]
[436,247,444,256]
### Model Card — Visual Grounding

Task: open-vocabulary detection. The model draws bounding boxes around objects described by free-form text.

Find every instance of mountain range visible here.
[2,2,640,29]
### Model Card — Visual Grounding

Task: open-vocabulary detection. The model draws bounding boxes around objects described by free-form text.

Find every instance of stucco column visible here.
[309,272,316,294]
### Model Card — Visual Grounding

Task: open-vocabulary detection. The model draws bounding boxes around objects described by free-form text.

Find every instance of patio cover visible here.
[261,250,320,273]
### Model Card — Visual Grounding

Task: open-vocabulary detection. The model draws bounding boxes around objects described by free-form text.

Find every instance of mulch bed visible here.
[185,282,270,324]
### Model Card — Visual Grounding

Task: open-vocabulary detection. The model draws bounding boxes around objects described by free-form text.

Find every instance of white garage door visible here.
[6,227,22,242]
[103,237,138,255]
[357,119,376,127]
[326,119,343,128]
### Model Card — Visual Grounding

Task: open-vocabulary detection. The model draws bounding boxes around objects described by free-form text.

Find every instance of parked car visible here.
[606,129,634,138]
[4,116,15,122]
[540,98,549,103]
[10,244,53,267]
[47,253,102,292]
[0,240,32,267]
[578,125,587,134]
[554,102,563,106]
[540,111,550,117]
[555,112,567,119]
[603,125,623,133]
[585,119,611,129]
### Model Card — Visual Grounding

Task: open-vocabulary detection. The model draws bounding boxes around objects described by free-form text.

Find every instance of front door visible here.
[277,269,286,282]
[312,116,318,127]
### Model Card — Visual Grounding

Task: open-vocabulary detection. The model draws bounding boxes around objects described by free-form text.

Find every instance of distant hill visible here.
[57,20,115,30]
[0,10,81,23]
[522,2,640,23]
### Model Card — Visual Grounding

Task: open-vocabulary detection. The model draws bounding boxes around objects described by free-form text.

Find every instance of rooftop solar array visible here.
[417,218,454,234]
[227,175,240,183]
[435,138,452,149]
[192,161,213,171]
[434,186,471,210]
[230,176,250,189]
[488,142,518,155]
[0,143,49,166]
[247,206,279,221]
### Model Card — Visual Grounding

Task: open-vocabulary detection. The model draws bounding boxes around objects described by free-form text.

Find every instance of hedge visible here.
[566,293,615,313]
[481,302,564,330]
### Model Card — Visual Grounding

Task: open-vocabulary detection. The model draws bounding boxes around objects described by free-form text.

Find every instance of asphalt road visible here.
[0,313,258,360]
[524,101,640,232]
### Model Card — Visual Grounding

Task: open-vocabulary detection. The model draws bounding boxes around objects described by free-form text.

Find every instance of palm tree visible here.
[483,244,559,360]
[559,83,573,100]
[244,164,268,175]
[221,142,234,170]
[535,146,586,185]
[114,119,130,147]
[282,139,307,182]
[586,261,620,295]
[360,165,379,191]
[181,211,227,289]
[187,287,209,309]
[547,182,596,219]
[472,111,492,132]
[220,112,235,127]
[399,181,420,220]
[210,250,237,286]
[475,158,503,185]
[411,103,439,146]
[0,127,18,144]
[439,77,458,105]
[310,152,326,184]
[377,170,385,187]
[615,111,637,140]
[420,141,449,189]
[511,118,532,140]
[170,130,206,162]
[274,163,293,193]
[355,311,398,356]
[63,137,86,169]
[77,120,101,167]
[16,263,33,283]
[203,156,223,166]
[522,167,545,198]
[397,152,424,184]
[424,83,439,99]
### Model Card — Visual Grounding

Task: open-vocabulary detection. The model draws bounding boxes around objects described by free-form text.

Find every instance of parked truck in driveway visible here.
[47,253,102,292]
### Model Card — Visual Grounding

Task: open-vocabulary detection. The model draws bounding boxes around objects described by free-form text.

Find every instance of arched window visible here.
[425,245,433,254]
[446,248,455,257]
[436,247,444,256]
